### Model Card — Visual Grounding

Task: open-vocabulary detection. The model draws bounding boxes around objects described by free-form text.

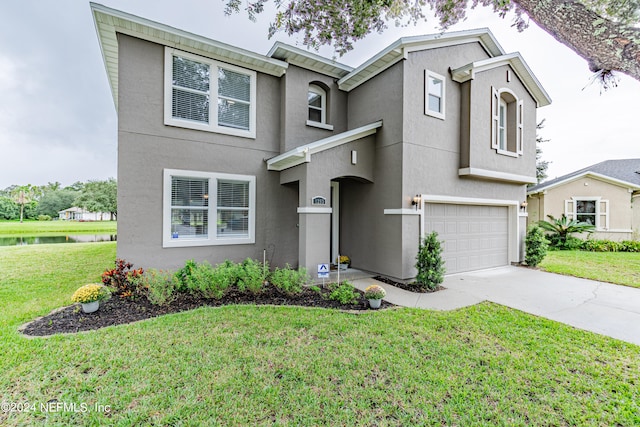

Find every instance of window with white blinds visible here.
[163,169,256,247]
[164,48,256,138]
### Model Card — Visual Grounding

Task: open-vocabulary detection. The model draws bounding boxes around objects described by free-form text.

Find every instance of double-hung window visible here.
[165,48,256,138]
[425,70,445,120]
[163,169,256,247]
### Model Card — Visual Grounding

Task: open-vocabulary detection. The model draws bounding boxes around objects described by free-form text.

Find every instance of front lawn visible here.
[1,243,639,426]
[540,250,640,288]
[0,220,117,236]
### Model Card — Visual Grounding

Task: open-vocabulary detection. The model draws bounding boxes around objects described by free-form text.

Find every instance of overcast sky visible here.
[1,0,638,189]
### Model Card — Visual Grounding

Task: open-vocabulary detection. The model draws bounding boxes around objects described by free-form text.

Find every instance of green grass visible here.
[1,243,639,426]
[0,220,117,236]
[540,250,640,288]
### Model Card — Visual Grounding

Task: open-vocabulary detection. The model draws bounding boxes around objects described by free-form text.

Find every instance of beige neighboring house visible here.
[58,207,111,221]
[527,159,640,241]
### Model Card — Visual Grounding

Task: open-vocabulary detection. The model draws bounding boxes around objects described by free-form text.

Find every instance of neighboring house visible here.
[91,3,550,279]
[58,207,111,221]
[527,159,640,241]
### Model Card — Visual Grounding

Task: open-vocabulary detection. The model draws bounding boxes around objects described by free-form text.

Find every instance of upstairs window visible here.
[165,48,256,138]
[425,70,445,120]
[306,84,333,130]
[491,87,523,157]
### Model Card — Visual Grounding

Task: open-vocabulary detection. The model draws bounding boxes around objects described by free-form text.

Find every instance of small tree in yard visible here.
[415,231,445,291]
[525,226,548,267]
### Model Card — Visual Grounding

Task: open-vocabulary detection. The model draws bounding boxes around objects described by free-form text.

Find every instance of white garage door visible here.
[424,203,509,274]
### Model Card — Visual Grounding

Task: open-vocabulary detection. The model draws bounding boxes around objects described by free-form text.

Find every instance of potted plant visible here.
[364,284,386,309]
[336,255,351,270]
[71,284,111,313]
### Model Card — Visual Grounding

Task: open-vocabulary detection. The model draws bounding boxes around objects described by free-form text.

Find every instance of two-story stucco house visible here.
[92,3,550,280]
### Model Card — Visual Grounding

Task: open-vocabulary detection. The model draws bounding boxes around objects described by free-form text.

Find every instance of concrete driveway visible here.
[353,266,640,346]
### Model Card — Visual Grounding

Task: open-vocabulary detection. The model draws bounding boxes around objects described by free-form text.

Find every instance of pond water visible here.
[0,235,117,246]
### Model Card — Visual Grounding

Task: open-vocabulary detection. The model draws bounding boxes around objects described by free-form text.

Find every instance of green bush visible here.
[140,269,178,306]
[580,239,640,253]
[525,226,548,267]
[414,231,445,291]
[237,258,268,294]
[182,260,236,299]
[270,264,310,295]
[326,281,359,305]
[174,259,198,292]
[538,214,595,249]
[37,214,52,221]
[620,240,640,252]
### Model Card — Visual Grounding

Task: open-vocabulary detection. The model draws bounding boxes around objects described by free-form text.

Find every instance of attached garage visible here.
[424,203,510,274]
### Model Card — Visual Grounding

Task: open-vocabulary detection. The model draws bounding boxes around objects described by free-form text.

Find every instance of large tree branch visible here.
[513,0,640,81]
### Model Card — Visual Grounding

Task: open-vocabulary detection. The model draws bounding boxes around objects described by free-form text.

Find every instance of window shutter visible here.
[599,199,609,230]
[491,87,499,149]
[218,68,251,130]
[516,99,524,155]
[564,200,575,220]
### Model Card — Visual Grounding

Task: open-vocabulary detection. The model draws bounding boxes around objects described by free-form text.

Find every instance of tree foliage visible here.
[37,189,78,218]
[535,120,550,184]
[75,178,118,220]
[226,0,640,82]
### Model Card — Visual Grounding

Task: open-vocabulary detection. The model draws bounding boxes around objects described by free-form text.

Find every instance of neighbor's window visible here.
[165,48,256,138]
[163,169,256,247]
[425,70,445,119]
[491,87,523,157]
[565,197,609,230]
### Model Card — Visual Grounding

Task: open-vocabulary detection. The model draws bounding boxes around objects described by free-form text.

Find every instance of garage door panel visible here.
[424,203,509,274]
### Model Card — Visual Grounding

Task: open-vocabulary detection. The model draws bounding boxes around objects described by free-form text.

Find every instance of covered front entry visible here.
[424,203,509,274]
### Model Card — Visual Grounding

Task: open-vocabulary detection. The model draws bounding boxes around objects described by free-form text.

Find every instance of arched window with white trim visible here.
[306,84,333,130]
[491,87,523,157]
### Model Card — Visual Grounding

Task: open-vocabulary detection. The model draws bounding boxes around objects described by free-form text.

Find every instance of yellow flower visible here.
[71,284,110,304]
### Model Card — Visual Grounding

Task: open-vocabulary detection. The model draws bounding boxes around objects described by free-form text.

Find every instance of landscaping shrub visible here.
[174,259,197,292]
[538,214,595,249]
[270,264,310,295]
[237,258,268,294]
[37,214,52,221]
[101,258,145,298]
[137,269,178,306]
[620,240,640,252]
[414,231,445,291]
[326,281,359,305]
[580,239,640,252]
[525,225,548,267]
[185,260,236,299]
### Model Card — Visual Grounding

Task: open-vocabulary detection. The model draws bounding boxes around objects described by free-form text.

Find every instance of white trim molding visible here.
[458,167,537,184]
[383,209,421,215]
[297,207,333,214]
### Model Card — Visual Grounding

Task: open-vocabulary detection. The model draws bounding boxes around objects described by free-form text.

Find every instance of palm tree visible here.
[537,214,595,248]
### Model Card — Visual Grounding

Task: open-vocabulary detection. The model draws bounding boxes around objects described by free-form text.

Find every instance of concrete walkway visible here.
[352,266,640,346]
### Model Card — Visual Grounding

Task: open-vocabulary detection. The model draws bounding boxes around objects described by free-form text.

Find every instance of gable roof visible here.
[91,3,288,110]
[451,53,551,107]
[267,42,353,79]
[528,159,640,194]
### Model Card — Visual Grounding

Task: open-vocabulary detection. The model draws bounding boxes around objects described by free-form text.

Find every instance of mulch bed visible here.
[374,276,445,293]
[21,285,395,337]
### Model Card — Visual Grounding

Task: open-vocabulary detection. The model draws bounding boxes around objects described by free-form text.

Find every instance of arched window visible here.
[308,84,326,124]
[491,87,523,156]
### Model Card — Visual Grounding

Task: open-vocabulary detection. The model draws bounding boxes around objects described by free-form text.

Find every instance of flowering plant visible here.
[336,255,350,265]
[364,284,386,300]
[71,284,111,304]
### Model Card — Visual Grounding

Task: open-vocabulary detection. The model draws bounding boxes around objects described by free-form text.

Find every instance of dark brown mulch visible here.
[21,285,395,337]
[373,276,445,293]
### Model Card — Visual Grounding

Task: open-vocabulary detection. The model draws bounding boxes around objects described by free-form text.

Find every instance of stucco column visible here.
[298,208,332,274]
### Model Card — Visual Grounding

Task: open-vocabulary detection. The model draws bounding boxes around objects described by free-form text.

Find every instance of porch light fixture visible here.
[411,194,422,210]
[520,201,528,211]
